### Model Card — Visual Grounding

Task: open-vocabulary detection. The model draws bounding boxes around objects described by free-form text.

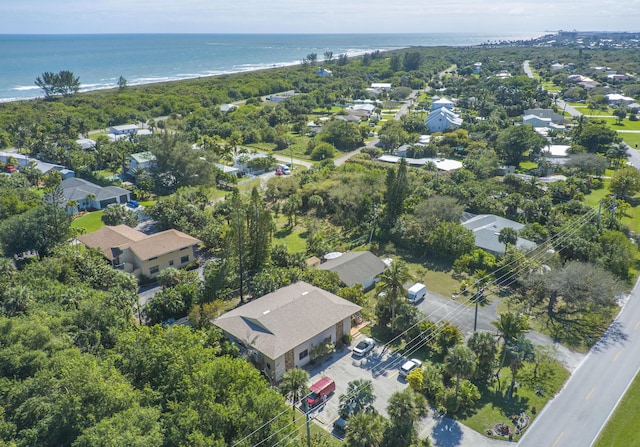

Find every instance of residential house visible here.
[523,109,565,125]
[606,93,635,106]
[461,214,537,256]
[33,160,75,179]
[76,225,201,279]
[377,154,463,171]
[266,91,296,103]
[473,62,482,74]
[317,68,332,77]
[220,103,238,113]
[213,281,362,382]
[60,177,130,212]
[317,251,387,290]
[425,107,463,133]
[109,124,139,135]
[128,151,157,177]
[431,97,454,111]
[234,153,270,175]
[370,83,392,90]
[76,138,96,150]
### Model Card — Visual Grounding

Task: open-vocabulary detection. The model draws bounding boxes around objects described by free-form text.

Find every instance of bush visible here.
[310,142,336,160]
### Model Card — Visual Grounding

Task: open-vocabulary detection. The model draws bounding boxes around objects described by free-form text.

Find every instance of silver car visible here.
[352,337,375,357]
[399,358,422,377]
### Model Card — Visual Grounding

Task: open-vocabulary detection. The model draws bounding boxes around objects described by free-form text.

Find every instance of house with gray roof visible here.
[317,251,387,290]
[213,281,361,381]
[60,177,130,213]
[461,214,537,255]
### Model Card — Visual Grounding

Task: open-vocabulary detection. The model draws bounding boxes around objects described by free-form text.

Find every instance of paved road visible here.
[523,60,534,78]
[518,285,640,447]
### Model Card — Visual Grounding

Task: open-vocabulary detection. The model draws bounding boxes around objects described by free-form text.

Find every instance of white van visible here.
[278,164,291,175]
[407,283,427,304]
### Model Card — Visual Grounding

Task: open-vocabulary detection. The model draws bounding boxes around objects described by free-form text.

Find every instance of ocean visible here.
[0,33,544,102]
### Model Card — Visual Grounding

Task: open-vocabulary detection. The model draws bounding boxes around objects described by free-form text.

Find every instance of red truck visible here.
[307,376,335,407]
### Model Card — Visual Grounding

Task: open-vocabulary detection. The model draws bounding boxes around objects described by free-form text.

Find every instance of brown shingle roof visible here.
[128,229,201,261]
[213,282,361,360]
[76,224,146,260]
[76,225,200,261]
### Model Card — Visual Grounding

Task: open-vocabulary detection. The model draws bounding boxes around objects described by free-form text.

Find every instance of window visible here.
[180,255,189,264]
[149,266,159,275]
[299,350,308,360]
[149,256,158,261]
[169,260,174,266]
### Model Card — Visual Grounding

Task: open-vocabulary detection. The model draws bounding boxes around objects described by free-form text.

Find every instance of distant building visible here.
[76,138,96,150]
[317,67,332,77]
[220,103,238,113]
[431,97,454,111]
[76,225,201,279]
[317,251,387,290]
[109,124,139,135]
[473,62,482,74]
[461,214,536,256]
[425,107,463,133]
[60,177,130,213]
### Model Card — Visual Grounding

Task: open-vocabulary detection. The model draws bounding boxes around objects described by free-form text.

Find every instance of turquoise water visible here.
[0,33,543,102]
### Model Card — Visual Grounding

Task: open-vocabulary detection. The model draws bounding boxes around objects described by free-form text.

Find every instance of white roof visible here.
[377,155,462,171]
[544,145,570,157]
[606,93,634,102]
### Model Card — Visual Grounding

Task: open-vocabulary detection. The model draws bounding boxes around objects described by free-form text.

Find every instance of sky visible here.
[2,0,639,34]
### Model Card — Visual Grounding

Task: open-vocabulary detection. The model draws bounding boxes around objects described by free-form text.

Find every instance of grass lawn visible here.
[621,132,640,150]
[273,216,308,253]
[593,370,640,447]
[459,361,570,442]
[291,408,344,447]
[599,118,640,131]
[71,210,105,233]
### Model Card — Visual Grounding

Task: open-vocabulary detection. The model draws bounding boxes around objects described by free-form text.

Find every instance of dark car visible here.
[126,200,139,208]
[333,417,347,437]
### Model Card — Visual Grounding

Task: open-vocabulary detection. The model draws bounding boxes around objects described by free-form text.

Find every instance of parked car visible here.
[333,417,347,437]
[126,200,139,208]
[399,358,422,377]
[307,376,335,407]
[275,168,283,175]
[352,337,375,357]
[278,164,291,175]
[5,165,17,174]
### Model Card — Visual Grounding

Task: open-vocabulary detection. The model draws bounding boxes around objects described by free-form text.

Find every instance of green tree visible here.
[246,187,274,274]
[427,221,475,261]
[613,106,627,124]
[506,334,535,397]
[72,406,163,447]
[385,389,427,447]
[280,368,310,421]
[467,331,498,383]
[498,227,519,248]
[444,344,477,401]
[101,204,139,227]
[610,166,640,199]
[35,70,81,98]
[376,260,412,334]
[339,379,376,418]
[345,412,386,447]
[496,124,546,167]
[383,158,409,231]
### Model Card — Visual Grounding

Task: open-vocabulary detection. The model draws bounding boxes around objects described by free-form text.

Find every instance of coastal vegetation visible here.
[0,32,639,445]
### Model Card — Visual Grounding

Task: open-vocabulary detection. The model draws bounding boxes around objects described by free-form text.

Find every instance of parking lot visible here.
[305,334,410,429]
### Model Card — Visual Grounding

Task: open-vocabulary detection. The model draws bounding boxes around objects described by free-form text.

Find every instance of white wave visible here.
[13,85,40,91]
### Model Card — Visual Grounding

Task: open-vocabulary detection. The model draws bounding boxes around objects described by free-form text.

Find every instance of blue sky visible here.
[3,0,639,34]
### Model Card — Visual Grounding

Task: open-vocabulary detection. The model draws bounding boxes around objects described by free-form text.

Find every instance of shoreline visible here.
[0,32,549,104]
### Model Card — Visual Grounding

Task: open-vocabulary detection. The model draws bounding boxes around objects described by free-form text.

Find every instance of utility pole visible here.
[368,203,378,244]
[302,400,311,447]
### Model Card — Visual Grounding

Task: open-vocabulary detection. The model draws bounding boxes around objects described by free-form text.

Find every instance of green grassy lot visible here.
[593,370,640,447]
[599,117,640,130]
[71,210,105,233]
[292,407,344,446]
[273,216,308,253]
[621,132,640,150]
[460,362,570,441]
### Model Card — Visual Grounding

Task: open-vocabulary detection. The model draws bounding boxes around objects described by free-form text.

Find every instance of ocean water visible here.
[0,33,543,102]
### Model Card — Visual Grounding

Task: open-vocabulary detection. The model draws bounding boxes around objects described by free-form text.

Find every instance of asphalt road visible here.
[518,285,640,447]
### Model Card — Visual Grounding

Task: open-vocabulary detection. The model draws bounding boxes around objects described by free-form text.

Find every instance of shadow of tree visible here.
[592,319,629,353]
[431,417,464,447]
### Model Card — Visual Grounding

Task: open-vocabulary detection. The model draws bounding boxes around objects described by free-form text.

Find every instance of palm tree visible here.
[345,412,385,447]
[279,368,309,421]
[492,312,529,387]
[444,344,477,400]
[339,379,376,418]
[467,331,498,383]
[506,335,535,397]
[385,389,427,447]
[376,260,412,334]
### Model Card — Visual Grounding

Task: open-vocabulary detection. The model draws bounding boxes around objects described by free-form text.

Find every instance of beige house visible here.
[76,225,200,279]
[214,281,361,382]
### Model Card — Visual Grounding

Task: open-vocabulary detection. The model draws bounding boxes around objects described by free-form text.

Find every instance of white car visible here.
[352,337,375,357]
[399,358,422,377]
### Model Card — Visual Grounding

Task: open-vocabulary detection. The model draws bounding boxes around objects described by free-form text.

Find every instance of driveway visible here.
[306,334,514,447]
